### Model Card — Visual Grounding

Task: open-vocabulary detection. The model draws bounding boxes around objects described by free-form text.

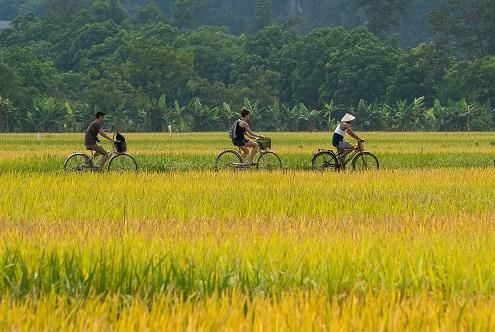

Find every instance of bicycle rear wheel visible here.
[64,153,91,172]
[257,151,282,170]
[108,153,138,172]
[352,152,379,171]
[215,150,243,170]
[311,151,339,171]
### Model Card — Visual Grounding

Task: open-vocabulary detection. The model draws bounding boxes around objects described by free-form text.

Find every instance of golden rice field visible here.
[1,132,495,330]
[0,131,494,171]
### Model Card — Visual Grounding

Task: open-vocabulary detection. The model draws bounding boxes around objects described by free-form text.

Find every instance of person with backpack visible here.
[229,107,263,164]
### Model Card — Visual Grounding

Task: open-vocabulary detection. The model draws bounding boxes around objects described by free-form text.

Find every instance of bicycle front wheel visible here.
[108,154,138,172]
[64,153,90,172]
[215,150,243,170]
[311,151,339,171]
[257,151,282,170]
[352,152,379,171]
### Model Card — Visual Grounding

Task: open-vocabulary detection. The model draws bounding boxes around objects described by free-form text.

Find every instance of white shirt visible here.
[334,124,347,137]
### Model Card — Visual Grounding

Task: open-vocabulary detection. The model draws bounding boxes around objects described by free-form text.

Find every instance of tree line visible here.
[0,0,447,47]
[0,0,494,132]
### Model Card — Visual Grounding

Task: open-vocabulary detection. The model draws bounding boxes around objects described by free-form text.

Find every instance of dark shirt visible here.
[233,120,246,142]
[85,120,102,146]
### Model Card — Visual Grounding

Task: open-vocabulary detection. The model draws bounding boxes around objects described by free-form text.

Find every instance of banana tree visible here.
[26,97,66,132]
[0,96,14,132]
[189,97,221,131]
[166,100,191,132]
[385,97,426,131]
[449,99,485,131]
[356,99,385,130]
[222,102,237,127]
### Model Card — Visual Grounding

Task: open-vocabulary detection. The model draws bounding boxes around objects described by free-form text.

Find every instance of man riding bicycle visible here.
[85,112,114,169]
[332,113,364,158]
[232,108,264,164]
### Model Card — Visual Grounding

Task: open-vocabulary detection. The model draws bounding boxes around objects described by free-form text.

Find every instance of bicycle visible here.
[64,133,138,172]
[215,137,282,170]
[311,140,379,171]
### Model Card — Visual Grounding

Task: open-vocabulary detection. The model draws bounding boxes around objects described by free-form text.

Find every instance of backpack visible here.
[115,132,127,153]
[228,120,240,140]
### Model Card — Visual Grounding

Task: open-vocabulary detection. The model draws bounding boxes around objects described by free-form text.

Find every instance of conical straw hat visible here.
[341,113,356,122]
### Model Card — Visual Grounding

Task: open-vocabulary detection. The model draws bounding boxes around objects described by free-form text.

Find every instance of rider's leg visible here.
[340,148,354,160]
[239,146,249,159]
[92,145,109,168]
[245,141,259,164]
[338,141,354,159]
[86,145,102,162]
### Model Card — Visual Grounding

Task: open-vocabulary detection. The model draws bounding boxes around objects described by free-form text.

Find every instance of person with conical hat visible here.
[332,113,364,158]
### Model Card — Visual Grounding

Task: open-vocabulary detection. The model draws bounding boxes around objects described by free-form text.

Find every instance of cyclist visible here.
[232,107,263,164]
[84,112,114,169]
[332,113,364,158]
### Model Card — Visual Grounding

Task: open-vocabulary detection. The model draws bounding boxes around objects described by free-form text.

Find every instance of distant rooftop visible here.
[0,21,11,30]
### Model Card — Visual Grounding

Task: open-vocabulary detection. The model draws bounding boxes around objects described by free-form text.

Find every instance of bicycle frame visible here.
[65,133,137,172]
[230,139,270,162]
[337,141,366,169]
[315,141,366,170]
[87,146,116,160]
[216,137,282,170]
[84,141,122,169]
[236,147,267,161]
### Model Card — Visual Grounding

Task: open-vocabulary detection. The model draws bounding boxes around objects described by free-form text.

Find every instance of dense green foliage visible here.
[1,0,444,43]
[0,0,494,132]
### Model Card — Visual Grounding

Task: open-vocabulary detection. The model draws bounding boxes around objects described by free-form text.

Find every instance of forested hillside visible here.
[1,0,446,46]
[0,0,494,132]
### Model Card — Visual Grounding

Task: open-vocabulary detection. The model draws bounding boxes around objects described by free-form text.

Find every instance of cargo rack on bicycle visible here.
[256,137,271,151]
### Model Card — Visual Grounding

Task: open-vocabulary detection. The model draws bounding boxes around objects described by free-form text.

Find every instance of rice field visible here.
[1,132,495,330]
[1,132,494,171]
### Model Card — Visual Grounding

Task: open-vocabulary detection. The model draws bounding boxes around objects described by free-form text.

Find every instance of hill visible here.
[0,0,446,46]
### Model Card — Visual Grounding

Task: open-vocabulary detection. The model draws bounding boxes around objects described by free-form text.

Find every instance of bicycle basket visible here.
[114,133,127,153]
[256,137,271,150]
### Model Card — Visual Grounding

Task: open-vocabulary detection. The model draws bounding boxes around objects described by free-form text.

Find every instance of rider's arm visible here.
[98,128,113,142]
[241,122,262,139]
[347,128,362,141]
